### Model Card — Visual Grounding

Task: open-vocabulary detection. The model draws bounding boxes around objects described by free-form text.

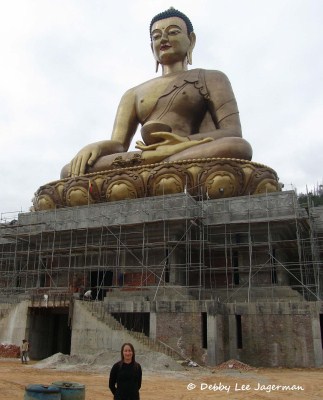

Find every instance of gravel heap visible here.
[212,359,254,371]
[34,350,186,372]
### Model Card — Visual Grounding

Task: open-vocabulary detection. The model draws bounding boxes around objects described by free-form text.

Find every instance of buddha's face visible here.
[151,17,193,65]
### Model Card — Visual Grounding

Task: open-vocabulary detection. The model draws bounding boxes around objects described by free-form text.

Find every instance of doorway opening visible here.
[27,307,71,360]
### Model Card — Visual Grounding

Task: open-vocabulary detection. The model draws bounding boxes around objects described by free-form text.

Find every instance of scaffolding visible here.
[0,190,322,303]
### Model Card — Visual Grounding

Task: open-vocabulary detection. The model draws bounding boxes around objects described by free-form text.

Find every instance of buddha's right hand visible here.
[68,143,102,177]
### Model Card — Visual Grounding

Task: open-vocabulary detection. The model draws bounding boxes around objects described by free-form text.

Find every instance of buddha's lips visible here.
[160,45,171,51]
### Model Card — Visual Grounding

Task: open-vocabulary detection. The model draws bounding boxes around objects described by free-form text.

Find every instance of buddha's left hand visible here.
[135,132,213,163]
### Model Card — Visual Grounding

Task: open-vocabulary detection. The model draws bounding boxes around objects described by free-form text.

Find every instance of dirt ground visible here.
[0,358,322,400]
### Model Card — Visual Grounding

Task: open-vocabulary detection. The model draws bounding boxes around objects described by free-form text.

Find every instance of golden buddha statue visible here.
[33,8,279,210]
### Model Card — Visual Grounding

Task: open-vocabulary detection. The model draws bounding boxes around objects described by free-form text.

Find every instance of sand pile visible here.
[34,350,186,372]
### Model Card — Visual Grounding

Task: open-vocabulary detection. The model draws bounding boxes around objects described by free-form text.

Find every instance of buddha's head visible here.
[150,8,196,70]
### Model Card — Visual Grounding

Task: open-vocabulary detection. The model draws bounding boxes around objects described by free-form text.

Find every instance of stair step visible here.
[81,301,184,362]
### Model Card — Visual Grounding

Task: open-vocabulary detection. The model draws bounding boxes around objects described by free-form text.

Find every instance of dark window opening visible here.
[201,312,207,348]
[112,312,150,336]
[90,270,113,301]
[16,276,21,288]
[233,251,239,285]
[236,314,243,349]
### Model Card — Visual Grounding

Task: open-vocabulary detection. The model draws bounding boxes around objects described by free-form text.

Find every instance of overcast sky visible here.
[0,0,322,216]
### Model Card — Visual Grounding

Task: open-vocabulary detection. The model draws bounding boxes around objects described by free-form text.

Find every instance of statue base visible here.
[32,158,280,210]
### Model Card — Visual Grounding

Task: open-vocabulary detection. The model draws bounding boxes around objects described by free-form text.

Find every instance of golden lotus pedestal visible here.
[32,158,280,211]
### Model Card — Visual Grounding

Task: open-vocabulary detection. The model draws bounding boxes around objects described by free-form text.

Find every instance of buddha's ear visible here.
[189,32,196,50]
[151,42,159,73]
[187,32,196,65]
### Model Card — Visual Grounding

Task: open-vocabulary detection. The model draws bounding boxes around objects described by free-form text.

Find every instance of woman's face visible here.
[122,344,133,363]
[151,17,191,65]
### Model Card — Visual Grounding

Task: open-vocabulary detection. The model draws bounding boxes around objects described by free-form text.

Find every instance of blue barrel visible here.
[24,384,61,400]
[52,382,85,400]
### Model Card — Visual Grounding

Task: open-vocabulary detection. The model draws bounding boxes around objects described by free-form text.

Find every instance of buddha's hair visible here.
[150,8,194,39]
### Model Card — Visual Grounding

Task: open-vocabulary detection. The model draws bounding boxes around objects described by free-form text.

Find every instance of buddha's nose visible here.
[161,31,168,42]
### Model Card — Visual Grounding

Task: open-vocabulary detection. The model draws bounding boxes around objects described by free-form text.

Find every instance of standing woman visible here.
[109,343,142,400]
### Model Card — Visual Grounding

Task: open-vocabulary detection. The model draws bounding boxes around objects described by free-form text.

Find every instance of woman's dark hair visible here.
[121,342,136,363]
[150,8,194,39]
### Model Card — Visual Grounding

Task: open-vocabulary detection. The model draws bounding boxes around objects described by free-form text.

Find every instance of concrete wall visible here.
[1,299,321,368]
[70,301,146,355]
[17,194,200,232]
[0,301,28,345]
[156,312,203,362]
[239,313,313,367]
[16,191,306,234]
[204,190,307,225]
[219,302,323,368]
[100,299,323,368]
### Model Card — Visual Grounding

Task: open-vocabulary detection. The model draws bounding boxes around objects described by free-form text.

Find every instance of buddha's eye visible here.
[152,32,161,41]
[168,29,181,36]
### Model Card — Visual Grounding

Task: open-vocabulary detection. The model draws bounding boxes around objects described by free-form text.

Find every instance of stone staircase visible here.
[81,301,185,362]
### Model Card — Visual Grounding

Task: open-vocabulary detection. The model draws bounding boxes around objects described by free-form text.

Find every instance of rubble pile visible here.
[0,344,20,358]
[34,351,185,372]
[213,359,254,371]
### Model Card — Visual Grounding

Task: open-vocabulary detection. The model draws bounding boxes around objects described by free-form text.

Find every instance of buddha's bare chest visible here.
[135,77,173,121]
[135,75,206,122]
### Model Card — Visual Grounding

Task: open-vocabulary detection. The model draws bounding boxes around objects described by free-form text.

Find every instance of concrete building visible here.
[0,190,322,367]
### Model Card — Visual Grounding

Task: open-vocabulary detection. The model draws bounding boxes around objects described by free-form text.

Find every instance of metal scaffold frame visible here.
[0,190,322,302]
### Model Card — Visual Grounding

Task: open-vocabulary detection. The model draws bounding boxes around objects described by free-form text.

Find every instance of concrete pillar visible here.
[228,314,238,360]
[207,314,224,366]
[150,312,157,340]
[311,316,323,366]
